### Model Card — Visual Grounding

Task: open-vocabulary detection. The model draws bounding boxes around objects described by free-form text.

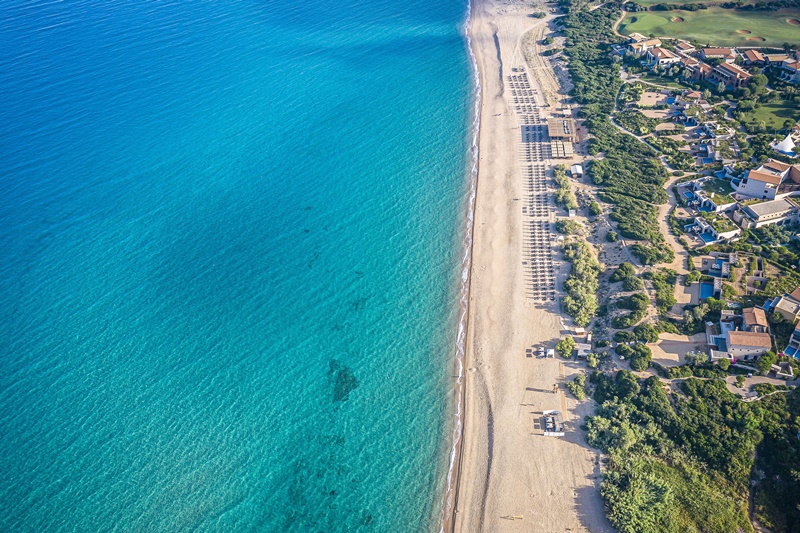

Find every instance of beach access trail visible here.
[450,1,613,531]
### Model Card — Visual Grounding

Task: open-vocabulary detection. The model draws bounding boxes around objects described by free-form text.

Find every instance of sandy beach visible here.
[447,0,614,531]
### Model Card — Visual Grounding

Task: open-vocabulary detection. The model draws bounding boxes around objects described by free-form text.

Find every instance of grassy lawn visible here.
[639,72,692,89]
[703,212,738,233]
[738,99,800,132]
[619,8,800,47]
[700,178,735,205]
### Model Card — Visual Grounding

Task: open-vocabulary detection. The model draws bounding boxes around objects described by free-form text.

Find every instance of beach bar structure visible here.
[542,410,565,437]
[547,118,577,143]
[550,141,574,159]
[547,117,577,159]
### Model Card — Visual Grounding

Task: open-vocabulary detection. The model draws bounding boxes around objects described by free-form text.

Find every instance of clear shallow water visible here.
[0,1,472,531]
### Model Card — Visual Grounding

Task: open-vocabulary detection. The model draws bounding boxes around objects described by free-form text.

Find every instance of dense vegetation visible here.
[585,370,800,533]
[754,391,800,532]
[561,4,673,265]
[586,374,757,532]
[612,292,649,328]
[615,342,653,370]
[562,240,601,327]
[643,268,678,313]
[615,109,660,136]
[554,165,579,211]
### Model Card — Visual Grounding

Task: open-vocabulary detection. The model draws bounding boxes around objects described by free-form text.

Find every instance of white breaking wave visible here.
[438,0,481,530]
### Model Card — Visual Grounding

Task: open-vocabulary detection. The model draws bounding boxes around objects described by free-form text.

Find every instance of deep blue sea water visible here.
[0,1,472,530]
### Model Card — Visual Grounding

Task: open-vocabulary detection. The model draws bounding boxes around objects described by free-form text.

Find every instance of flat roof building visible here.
[547,118,578,142]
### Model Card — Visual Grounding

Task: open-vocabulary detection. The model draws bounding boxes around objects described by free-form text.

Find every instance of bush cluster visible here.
[562,241,601,327]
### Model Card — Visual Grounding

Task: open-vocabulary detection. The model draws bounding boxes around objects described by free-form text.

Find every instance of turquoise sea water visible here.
[0,1,472,530]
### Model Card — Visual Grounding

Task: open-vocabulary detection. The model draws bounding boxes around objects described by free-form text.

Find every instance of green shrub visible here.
[566,373,587,400]
[633,323,659,344]
[557,336,576,359]
[562,241,601,327]
[610,262,635,282]
[614,331,638,343]
[623,276,644,291]
[556,219,583,235]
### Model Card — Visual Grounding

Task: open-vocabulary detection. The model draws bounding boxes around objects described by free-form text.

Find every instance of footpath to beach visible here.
[449,0,614,531]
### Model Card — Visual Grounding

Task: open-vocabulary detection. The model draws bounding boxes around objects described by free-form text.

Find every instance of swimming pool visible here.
[700,282,715,299]
[699,233,716,243]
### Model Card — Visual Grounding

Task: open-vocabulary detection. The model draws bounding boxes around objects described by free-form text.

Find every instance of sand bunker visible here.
[788,18,800,25]
[736,29,751,34]
[746,36,766,41]
[671,16,684,22]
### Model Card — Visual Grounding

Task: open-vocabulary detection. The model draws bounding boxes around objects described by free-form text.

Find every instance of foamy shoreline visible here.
[437,0,481,529]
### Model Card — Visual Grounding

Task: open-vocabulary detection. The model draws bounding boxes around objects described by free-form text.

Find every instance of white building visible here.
[627,38,662,57]
[780,58,800,85]
[645,47,680,68]
[733,197,800,229]
[689,215,741,244]
[710,330,772,361]
[735,160,800,201]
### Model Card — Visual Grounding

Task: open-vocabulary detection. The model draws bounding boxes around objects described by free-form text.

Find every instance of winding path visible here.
[609,82,690,275]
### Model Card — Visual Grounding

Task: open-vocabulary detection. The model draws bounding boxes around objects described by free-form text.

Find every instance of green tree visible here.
[616,371,641,401]
[633,323,659,344]
[629,345,652,371]
[623,276,644,291]
[603,460,674,533]
[718,358,730,371]
[693,303,710,321]
[756,351,777,375]
[611,262,635,282]
[557,336,576,359]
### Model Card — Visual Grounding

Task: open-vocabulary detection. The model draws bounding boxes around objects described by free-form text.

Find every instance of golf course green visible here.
[619,8,800,47]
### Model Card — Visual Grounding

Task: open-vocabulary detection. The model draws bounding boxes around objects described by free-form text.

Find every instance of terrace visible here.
[699,178,736,206]
[681,177,737,212]
[704,212,738,234]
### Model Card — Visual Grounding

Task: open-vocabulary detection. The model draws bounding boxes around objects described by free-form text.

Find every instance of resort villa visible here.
[767,288,800,323]
[709,62,752,88]
[736,160,800,201]
[627,34,662,57]
[675,41,695,54]
[645,47,680,68]
[743,306,769,334]
[742,49,766,66]
[700,47,737,63]
[687,213,741,244]
[779,58,800,85]
[681,57,713,81]
[784,322,800,358]
[708,326,772,361]
[733,197,800,229]
[682,176,737,212]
